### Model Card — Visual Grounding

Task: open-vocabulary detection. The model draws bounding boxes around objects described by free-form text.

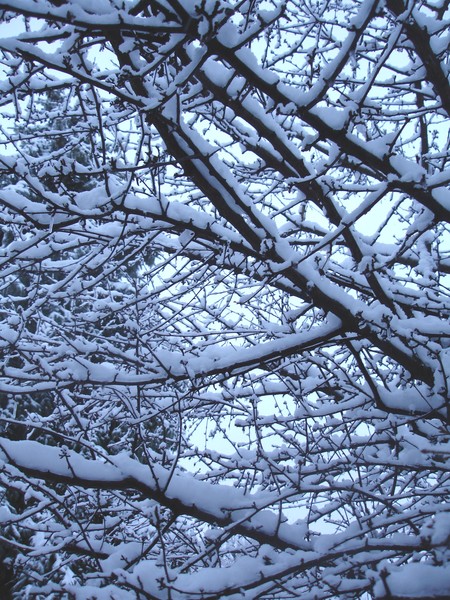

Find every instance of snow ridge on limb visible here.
[0,437,312,552]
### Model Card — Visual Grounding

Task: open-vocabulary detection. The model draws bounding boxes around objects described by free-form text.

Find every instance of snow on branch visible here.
[0,0,449,598]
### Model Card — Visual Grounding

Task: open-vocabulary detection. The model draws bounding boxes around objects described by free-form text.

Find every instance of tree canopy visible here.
[0,0,449,598]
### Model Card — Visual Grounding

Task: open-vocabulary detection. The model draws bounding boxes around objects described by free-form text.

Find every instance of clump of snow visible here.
[374,563,450,598]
